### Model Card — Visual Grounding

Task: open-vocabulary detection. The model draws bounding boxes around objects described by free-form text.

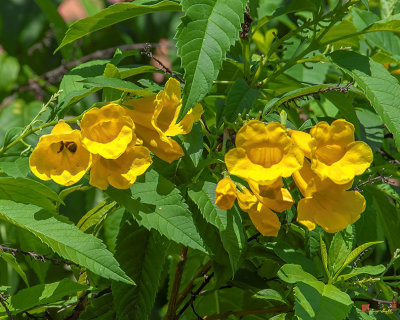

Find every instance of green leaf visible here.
[107,170,208,253]
[80,292,115,320]
[253,289,289,305]
[188,181,246,272]
[0,279,87,315]
[0,200,134,284]
[0,177,61,211]
[294,280,353,320]
[55,1,181,52]
[182,122,203,167]
[273,0,320,16]
[80,76,153,96]
[77,200,117,233]
[2,127,23,148]
[333,241,383,281]
[320,20,360,50]
[176,0,247,120]
[278,264,319,284]
[336,265,386,282]
[224,78,260,122]
[356,108,384,152]
[112,221,168,320]
[320,235,329,279]
[1,253,29,287]
[0,158,30,178]
[328,229,353,275]
[329,50,400,150]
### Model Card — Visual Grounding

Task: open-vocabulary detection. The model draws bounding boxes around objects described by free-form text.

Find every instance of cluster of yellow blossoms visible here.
[29,78,203,190]
[215,119,373,235]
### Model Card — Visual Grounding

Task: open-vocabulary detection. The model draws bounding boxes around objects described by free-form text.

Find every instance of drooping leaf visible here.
[188,181,246,272]
[329,50,400,150]
[55,1,181,52]
[0,177,61,211]
[0,253,29,287]
[0,200,134,284]
[107,170,208,253]
[294,280,353,320]
[112,220,168,320]
[176,0,247,119]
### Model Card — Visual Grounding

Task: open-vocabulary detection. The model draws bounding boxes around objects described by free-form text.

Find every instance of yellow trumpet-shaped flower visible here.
[293,160,365,233]
[29,121,92,186]
[125,77,203,163]
[237,188,281,237]
[89,144,152,190]
[309,119,373,184]
[81,103,135,159]
[225,120,304,185]
[215,177,237,210]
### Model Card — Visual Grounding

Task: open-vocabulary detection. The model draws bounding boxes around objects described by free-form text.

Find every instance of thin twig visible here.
[354,169,391,192]
[377,149,400,166]
[0,244,78,267]
[142,44,185,84]
[0,294,14,320]
[164,246,189,320]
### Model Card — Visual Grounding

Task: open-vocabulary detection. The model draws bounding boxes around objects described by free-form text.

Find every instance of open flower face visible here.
[81,103,135,159]
[125,78,203,163]
[215,177,237,210]
[225,120,304,185]
[89,145,152,190]
[29,121,92,186]
[309,119,373,184]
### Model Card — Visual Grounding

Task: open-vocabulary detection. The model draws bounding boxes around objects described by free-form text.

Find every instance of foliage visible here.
[0,0,400,319]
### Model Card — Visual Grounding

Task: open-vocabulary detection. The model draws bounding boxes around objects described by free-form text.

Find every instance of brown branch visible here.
[142,44,185,84]
[176,261,212,308]
[200,305,290,320]
[0,293,14,320]
[0,244,78,267]
[63,291,89,320]
[176,272,215,319]
[164,246,189,320]
[354,169,391,192]
[377,148,400,166]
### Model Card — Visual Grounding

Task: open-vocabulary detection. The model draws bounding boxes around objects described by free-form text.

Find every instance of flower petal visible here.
[289,129,312,158]
[248,203,281,237]
[165,103,203,136]
[215,177,237,210]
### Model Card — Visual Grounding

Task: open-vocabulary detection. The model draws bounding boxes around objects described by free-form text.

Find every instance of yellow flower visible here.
[225,120,304,185]
[309,119,373,184]
[237,188,281,237]
[125,78,203,163]
[288,129,312,159]
[29,121,92,186]
[215,177,237,210]
[293,159,365,233]
[80,103,135,159]
[89,144,152,190]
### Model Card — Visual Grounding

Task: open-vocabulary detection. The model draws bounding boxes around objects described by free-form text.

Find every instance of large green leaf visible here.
[112,221,168,320]
[1,253,29,287]
[278,264,318,284]
[0,177,61,211]
[224,78,260,122]
[0,158,30,178]
[294,280,353,320]
[336,265,385,282]
[329,50,400,150]
[188,181,246,272]
[80,76,152,96]
[55,0,181,52]
[328,229,353,275]
[0,200,133,284]
[176,0,247,119]
[107,170,208,253]
[0,279,87,316]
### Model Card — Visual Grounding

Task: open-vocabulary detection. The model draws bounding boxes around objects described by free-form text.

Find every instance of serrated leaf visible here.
[0,177,61,211]
[328,229,353,275]
[55,1,181,52]
[112,221,168,320]
[77,200,117,233]
[2,127,23,148]
[1,253,29,287]
[0,200,134,284]
[336,265,385,282]
[329,50,400,150]
[333,241,383,281]
[224,78,260,122]
[278,264,318,284]
[107,170,208,253]
[182,122,203,167]
[0,279,87,315]
[188,181,246,272]
[176,0,247,120]
[294,280,353,320]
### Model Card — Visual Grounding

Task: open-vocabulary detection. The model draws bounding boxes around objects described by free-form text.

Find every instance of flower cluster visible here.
[29,78,203,190]
[215,119,373,235]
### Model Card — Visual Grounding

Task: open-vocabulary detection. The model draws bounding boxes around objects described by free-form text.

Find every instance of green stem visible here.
[241,38,251,82]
